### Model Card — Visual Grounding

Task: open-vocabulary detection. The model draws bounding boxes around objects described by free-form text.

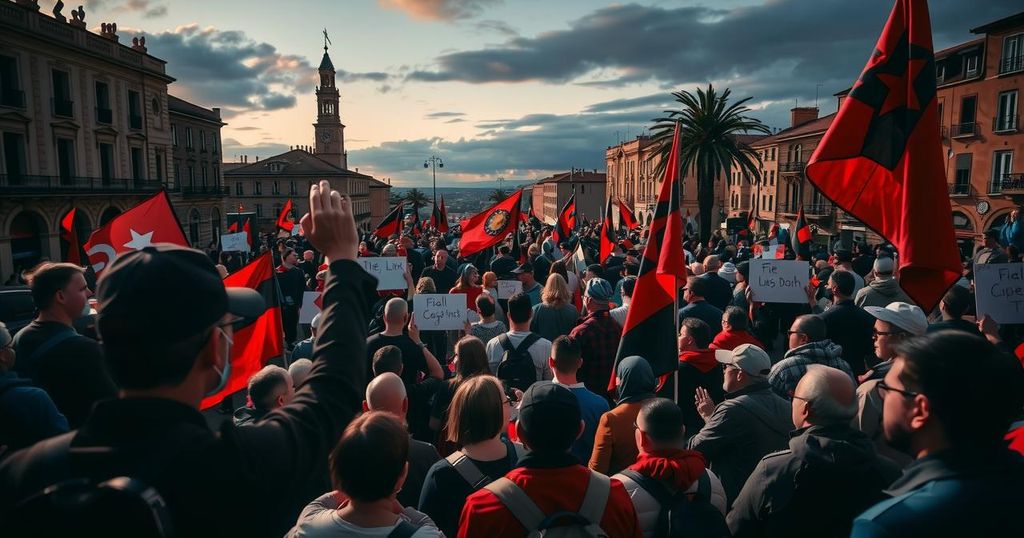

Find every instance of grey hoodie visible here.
[854,276,913,308]
[769,340,855,400]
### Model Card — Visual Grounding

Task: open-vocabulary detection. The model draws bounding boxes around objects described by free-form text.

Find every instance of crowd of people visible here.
[1,180,1024,537]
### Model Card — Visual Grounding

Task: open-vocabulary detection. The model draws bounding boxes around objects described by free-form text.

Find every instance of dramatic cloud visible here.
[337,69,390,82]
[425,111,466,119]
[85,0,167,18]
[379,0,501,21]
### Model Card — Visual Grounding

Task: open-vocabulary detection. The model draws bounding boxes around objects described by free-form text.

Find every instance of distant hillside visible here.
[392,180,536,191]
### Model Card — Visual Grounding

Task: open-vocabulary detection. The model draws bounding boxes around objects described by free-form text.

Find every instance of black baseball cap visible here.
[512,262,534,274]
[517,382,581,452]
[97,244,265,346]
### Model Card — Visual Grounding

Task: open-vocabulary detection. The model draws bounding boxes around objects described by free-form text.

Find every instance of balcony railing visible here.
[780,161,806,173]
[0,175,163,194]
[1001,174,1024,192]
[129,115,143,130]
[948,182,972,196]
[52,98,74,118]
[95,107,112,124]
[951,122,979,138]
[999,54,1024,75]
[179,185,229,196]
[1,89,25,108]
[993,114,1019,133]
[778,203,833,216]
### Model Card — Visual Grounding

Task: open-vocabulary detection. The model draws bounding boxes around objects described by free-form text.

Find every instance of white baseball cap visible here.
[714,344,771,377]
[864,302,927,336]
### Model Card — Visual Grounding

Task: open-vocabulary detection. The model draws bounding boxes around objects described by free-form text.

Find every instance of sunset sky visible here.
[85,0,1018,186]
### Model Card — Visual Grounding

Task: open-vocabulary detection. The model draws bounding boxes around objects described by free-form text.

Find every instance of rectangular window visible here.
[956,95,977,136]
[993,151,1014,192]
[56,137,75,183]
[0,55,23,107]
[996,90,1018,132]
[128,90,142,129]
[201,166,208,187]
[51,70,72,117]
[155,152,163,182]
[188,165,195,188]
[1001,33,1024,75]
[99,143,115,180]
[965,55,979,77]
[936,62,946,82]
[185,127,193,149]
[200,131,206,151]
[94,81,111,124]
[290,180,297,195]
[254,181,262,195]
[1,132,26,178]
[130,147,144,181]
[236,181,243,195]
[955,154,971,192]
[171,124,178,146]
[256,204,263,218]
[272,181,280,195]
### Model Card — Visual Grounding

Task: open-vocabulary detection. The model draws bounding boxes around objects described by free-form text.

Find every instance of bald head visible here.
[364,372,408,418]
[383,297,408,326]
[704,255,722,272]
[793,365,856,427]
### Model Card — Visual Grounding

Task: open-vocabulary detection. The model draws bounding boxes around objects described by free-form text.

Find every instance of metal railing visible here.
[0,174,163,194]
[778,203,833,215]
[999,54,1024,75]
[178,185,229,196]
[780,161,806,173]
[951,122,978,138]
[1001,173,1024,191]
[948,182,972,196]
[1,89,24,108]
[993,114,1019,133]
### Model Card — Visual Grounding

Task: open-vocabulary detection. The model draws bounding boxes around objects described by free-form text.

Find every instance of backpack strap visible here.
[619,469,671,505]
[515,333,541,355]
[23,328,78,366]
[484,477,546,532]
[445,451,490,490]
[693,471,711,502]
[497,333,514,353]
[577,470,611,525]
[386,520,421,538]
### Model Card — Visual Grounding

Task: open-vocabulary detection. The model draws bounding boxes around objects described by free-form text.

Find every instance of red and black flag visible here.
[460,189,524,258]
[276,199,295,232]
[227,221,239,233]
[792,206,812,259]
[374,201,405,239]
[61,208,81,265]
[430,196,449,233]
[552,193,576,246]
[512,222,527,265]
[201,252,284,410]
[618,199,639,230]
[612,122,688,392]
[806,0,958,311]
[599,198,616,266]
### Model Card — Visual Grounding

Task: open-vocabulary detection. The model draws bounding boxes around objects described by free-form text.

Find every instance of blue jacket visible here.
[852,448,1024,537]
[1001,219,1024,251]
[0,371,69,453]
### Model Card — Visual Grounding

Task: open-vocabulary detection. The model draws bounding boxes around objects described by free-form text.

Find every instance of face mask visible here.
[205,327,233,397]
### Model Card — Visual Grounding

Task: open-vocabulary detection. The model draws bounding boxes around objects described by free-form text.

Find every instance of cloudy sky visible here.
[86,0,1019,186]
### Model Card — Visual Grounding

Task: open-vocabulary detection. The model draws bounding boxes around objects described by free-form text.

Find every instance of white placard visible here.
[221,232,249,252]
[497,280,523,299]
[749,260,810,304]
[359,257,408,290]
[414,294,468,330]
[299,291,321,324]
[974,263,1024,324]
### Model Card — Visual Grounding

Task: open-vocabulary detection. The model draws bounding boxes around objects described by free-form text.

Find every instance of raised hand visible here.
[299,180,357,263]
[695,386,715,421]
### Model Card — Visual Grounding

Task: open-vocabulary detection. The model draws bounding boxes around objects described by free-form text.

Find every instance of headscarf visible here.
[616,355,656,405]
[456,263,477,289]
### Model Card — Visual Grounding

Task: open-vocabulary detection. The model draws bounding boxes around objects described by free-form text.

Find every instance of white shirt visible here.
[287,493,442,538]
[485,330,553,382]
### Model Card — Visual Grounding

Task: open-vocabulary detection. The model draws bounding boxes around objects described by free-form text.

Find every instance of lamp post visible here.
[424,156,444,207]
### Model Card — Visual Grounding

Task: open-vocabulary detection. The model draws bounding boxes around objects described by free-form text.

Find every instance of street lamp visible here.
[424,156,444,207]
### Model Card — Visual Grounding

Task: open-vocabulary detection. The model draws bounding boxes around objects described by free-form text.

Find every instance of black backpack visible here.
[495,333,541,391]
[619,470,729,538]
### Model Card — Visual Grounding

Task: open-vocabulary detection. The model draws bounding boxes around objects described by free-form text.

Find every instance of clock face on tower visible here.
[320,130,332,143]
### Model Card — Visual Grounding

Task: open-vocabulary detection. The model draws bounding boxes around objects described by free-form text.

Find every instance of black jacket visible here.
[820,300,876,376]
[727,424,901,538]
[702,272,734,312]
[0,260,377,538]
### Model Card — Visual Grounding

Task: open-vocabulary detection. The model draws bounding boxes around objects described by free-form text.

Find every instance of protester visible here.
[679,275,724,336]
[277,248,308,347]
[485,292,552,384]
[0,180,377,536]
[590,356,658,475]
[610,275,636,326]
[728,365,900,537]
[419,375,519,537]
[613,398,728,538]
[832,250,865,296]
[289,412,442,537]
[570,277,622,399]
[701,255,733,311]
[0,321,69,456]
[530,273,579,341]
[731,261,751,311]
[450,263,483,312]
[549,334,609,463]
[422,249,457,295]
[512,262,542,306]
[768,314,854,399]
[852,331,1024,537]
[855,256,913,308]
[479,270,508,325]
[711,306,763,351]
[365,297,444,386]
[689,344,792,504]
[469,294,507,344]
[11,262,116,428]
[373,345,440,443]
[677,318,725,433]
[818,270,876,377]
[362,372,440,510]
[489,245,517,278]
[458,382,642,537]
[926,284,980,336]
[974,228,1009,265]
[291,312,320,361]
[288,358,313,389]
[412,276,448,361]
[234,365,294,426]
[430,336,491,450]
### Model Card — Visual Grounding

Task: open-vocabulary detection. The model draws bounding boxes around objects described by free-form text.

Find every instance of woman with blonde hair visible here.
[529,273,579,341]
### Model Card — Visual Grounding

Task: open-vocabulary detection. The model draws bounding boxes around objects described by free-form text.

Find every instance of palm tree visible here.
[649,85,770,243]
[488,189,508,203]
[403,188,430,207]
[388,192,403,206]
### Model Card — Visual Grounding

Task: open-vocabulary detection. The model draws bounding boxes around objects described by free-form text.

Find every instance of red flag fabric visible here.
[613,122,687,390]
[792,206,811,259]
[276,199,294,232]
[806,0,958,311]
[460,190,524,258]
[227,221,239,233]
[439,196,450,233]
[83,191,189,276]
[243,218,252,247]
[599,198,615,266]
[618,199,639,230]
[61,208,81,265]
[200,253,283,410]
[768,222,779,242]
[374,202,405,239]
[551,194,576,246]
[512,224,527,265]
[430,198,449,233]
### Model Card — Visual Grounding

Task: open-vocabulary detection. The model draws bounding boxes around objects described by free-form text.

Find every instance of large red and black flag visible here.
[599,198,616,266]
[618,199,639,231]
[276,199,295,233]
[374,201,405,239]
[612,122,687,391]
[460,189,524,258]
[84,191,189,276]
[792,206,812,259]
[430,196,449,233]
[551,193,576,246]
[806,0,958,311]
[61,208,81,265]
[201,252,284,410]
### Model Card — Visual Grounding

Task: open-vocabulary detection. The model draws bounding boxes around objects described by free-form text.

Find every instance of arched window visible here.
[100,206,122,225]
[189,209,201,246]
[10,211,48,271]
[211,207,222,242]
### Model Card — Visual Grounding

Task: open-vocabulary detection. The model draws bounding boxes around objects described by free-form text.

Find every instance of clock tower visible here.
[313,41,346,169]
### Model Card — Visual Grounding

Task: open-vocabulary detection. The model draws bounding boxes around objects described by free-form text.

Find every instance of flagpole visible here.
[672,136,683,406]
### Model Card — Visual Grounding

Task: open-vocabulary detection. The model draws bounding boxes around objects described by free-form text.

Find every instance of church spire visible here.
[314,29,345,169]
[319,28,334,71]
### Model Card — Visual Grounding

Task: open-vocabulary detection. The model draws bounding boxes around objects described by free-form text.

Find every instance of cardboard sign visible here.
[299,291,321,324]
[974,263,1024,324]
[221,232,249,252]
[749,260,810,304]
[497,280,523,299]
[413,294,468,330]
[359,256,407,290]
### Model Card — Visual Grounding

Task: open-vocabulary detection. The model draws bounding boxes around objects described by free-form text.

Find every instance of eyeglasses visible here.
[876,382,920,398]
[786,330,804,336]
[791,395,812,404]
[872,329,897,337]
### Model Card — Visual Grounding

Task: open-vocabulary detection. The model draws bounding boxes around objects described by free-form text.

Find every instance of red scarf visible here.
[627,448,706,491]
[679,349,718,374]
